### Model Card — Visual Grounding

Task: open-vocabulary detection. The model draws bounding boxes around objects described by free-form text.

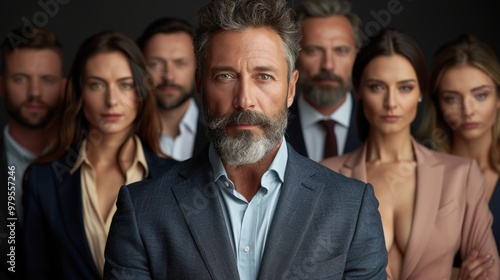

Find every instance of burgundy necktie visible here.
[318,119,338,159]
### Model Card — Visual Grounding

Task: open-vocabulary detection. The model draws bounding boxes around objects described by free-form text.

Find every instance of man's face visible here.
[2,49,64,129]
[297,16,357,108]
[199,27,298,166]
[143,32,196,110]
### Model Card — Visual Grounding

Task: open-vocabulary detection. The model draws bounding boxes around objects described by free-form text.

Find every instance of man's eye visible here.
[13,75,27,83]
[303,47,322,56]
[42,77,56,85]
[335,47,350,56]
[148,62,162,71]
[257,74,273,81]
[216,74,232,80]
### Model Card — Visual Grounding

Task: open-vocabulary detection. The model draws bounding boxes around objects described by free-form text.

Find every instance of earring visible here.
[418,97,422,103]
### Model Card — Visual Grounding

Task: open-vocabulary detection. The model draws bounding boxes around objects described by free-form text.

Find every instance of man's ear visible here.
[287,69,299,108]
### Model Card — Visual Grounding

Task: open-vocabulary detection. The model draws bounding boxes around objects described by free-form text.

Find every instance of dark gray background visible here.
[1,0,499,75]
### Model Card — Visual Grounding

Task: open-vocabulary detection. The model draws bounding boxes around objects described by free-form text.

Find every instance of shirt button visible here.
[224,181,230,188]
[243,246,250,253]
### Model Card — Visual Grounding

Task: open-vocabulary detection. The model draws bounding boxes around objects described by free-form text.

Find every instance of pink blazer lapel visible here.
[339,142,368,183]
[401,139,444,279]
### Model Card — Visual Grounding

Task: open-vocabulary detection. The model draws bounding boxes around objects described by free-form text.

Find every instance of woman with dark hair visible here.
[430,34,500,279]
[23,31,177,279]
[321,28,498,279]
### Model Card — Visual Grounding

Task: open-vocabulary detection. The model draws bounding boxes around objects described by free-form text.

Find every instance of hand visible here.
[457,249,496,280]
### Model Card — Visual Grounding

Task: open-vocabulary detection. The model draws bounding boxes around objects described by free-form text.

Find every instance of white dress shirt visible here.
[298,93,352,162]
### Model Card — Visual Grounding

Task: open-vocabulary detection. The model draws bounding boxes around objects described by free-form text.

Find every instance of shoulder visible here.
[287,147,368,193]
[24,155,75,195]
[415,144,484,189]
[123,152,207,199]
[320,153,352,172]
[141,140,178,169]
[416,143,476,170]
[321,145,363,172]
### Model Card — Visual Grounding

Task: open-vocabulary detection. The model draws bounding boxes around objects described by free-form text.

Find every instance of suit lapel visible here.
[56,165,98,275]
[172,157,240,279]
[258,147,323,279]
[401,141,444,279]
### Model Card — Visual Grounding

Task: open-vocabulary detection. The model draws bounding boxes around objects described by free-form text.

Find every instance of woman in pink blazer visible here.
[321,28,499,279]
[430,34,500,279]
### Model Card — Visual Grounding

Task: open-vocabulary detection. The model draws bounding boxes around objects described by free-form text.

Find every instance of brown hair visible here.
[295,0,363,49]
[39,31,163,163]
[430,34,500,173]
[137,17,193,51]
[352,28,432,143]
[1,27,63,74]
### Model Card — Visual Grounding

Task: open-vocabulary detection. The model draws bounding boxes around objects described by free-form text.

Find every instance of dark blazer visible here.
[103,143,387,279]
[0,128,24,280]
[286,92,362,158]
[22,142,177,280]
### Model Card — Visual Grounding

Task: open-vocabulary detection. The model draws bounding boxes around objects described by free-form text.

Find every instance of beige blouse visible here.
[70,136,149,277]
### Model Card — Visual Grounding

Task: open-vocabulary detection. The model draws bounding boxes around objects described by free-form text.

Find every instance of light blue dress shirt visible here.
[159,97,199,161]
[208,138,288,280]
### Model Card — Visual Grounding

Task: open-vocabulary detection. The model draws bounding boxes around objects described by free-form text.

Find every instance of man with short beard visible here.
[104,0,387,279]
[286,0,363,162]
[0,27,64,280]
[137,17,209,161]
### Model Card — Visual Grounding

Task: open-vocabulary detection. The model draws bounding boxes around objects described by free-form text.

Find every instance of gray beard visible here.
[205,108,288,167]
[302,84,349,107]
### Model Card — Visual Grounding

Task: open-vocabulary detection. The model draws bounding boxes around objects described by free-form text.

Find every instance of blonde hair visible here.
[430,34,500,173]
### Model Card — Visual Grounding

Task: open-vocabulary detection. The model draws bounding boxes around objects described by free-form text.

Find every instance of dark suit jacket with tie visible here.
[286,92,362,159]
[22,142,178,280]
[103,143,387,279]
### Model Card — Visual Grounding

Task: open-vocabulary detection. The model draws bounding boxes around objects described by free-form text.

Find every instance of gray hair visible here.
[295,0,362,49]
[194,0,301,79]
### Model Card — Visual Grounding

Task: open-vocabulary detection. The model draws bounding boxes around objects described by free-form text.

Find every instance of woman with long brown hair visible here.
[23,31,177,279]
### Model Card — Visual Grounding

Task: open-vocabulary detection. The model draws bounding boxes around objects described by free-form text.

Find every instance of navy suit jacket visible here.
[104,143,387,279]
[22,142,177,280]
[286,92,362,159]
